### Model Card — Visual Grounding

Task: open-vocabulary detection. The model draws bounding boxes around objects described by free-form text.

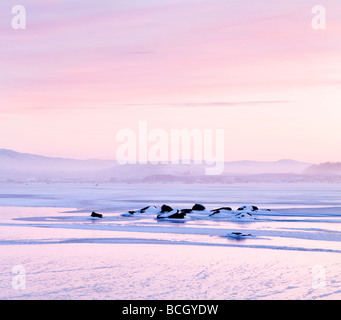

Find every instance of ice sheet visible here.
[0,183,340,300]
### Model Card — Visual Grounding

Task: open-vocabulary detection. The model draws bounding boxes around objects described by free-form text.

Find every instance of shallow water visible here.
[1,205,340,252]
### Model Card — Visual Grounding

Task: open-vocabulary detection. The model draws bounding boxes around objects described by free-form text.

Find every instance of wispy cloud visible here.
[149,101,290,108]
[1,0,341,162]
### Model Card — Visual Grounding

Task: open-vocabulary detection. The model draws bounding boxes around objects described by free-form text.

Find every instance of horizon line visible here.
[0,148,317,164]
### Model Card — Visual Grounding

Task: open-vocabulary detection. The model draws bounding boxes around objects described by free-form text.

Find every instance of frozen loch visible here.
[0,182,341,300]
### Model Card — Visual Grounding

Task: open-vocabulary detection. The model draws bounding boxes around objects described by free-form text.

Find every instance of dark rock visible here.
[230,232,252,237]
[124,205,157,216]
[237,205,259,211]
[168,210,186,219]
[180,209,192,214]
[91,212,103,218]
[235,212,253,218]
[210,207,232,214]
[192,204,205,211]
[140,206,155,213]
[160,204,173,213]
[209,207,233,216]
[157,210,186,219]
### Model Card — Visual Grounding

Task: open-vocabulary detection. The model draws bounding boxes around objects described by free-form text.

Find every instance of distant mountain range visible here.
[0,149,339,183]
[304,162,341,176]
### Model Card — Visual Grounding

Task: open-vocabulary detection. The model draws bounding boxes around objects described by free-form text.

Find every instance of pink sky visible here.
[0,0,340,162]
